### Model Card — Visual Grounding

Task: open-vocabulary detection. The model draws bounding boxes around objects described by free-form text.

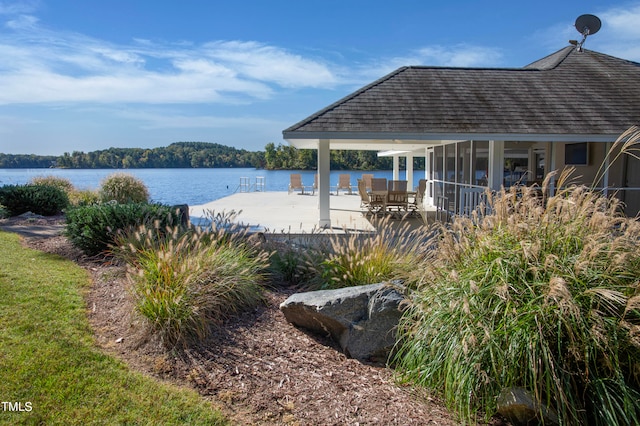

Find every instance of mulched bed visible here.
[2,214,469,425]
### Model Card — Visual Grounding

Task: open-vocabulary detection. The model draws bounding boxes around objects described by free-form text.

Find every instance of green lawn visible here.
[0,231,227,425]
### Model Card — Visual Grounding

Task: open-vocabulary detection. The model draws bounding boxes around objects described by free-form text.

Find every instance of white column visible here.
[488,140,504,191]
[406,153,414,188]
[393,156,400,180]
[548,141,556,196]
[317,139,331,228]
[425,147,429,180]
[603,142,610,195]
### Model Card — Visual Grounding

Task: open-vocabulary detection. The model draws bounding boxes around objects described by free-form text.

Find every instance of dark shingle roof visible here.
[283,46,640,140]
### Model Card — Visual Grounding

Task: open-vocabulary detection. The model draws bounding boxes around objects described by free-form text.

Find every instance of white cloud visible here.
[348,44,505,84]
[410,45,504,68]
[601,4,640,39]
[0,14,339,106]
[596,4,640,60]
[201,41,338,88]
[117,109,287,130]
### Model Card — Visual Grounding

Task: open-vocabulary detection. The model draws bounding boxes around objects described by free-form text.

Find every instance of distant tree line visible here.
[1,141,424,170]
[55,142,262,169]
[0,154,58,168]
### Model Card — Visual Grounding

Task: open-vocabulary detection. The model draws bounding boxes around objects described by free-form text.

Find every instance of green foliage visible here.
[1,141,415,170]
[395,172,640,425]
[114,217,268,348]
[0,153,57,168]
[0,231,227,425]
[263,142,405,171]
[100,172,150,203]
[69,188,101,206]
[55,142,262,169]
[65,203,182,256]
[300,218,432,290]
[0,183,69,216]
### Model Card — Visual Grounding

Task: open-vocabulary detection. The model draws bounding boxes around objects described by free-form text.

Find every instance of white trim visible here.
[284,131,621,146]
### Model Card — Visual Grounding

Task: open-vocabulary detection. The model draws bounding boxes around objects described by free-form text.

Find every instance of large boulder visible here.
[279,282,406,361]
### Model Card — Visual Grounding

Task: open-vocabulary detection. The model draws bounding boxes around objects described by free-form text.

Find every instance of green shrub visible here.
[65,203,182,256]
[100,172,149,203]
[115,222,268,347]
[0,184,69,216]
[395,171,640,425]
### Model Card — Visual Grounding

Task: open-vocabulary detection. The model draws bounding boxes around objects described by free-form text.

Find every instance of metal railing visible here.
[235,176,265,193]
[429,179,640,218]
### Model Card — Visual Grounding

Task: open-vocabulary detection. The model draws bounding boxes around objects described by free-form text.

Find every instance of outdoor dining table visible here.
[367,190,417,214]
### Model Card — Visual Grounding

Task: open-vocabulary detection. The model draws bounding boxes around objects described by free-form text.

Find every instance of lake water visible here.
[0,168,423,206]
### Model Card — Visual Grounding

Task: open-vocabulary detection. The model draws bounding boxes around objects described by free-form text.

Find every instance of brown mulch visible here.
[1,214,473,426]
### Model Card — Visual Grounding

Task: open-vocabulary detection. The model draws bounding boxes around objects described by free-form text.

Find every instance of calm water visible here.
[0,168,422,206]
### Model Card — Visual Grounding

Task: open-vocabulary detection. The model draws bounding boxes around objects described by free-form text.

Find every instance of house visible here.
[283,45,640,226]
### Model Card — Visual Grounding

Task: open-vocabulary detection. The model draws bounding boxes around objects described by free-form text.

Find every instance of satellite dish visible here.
[575,14,601,36]
[573,14,601,51]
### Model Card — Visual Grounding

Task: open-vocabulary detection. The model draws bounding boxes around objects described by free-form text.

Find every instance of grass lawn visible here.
[0,231,227,425]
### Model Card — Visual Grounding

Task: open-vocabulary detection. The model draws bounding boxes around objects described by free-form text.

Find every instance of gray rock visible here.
[279,282,406,361]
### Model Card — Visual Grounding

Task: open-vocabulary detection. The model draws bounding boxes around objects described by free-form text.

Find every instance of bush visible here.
[29,175,75,194]
[0,184,69,216]
[115,222,268,347]
[301,217,432,290]
[65,203,182,256]
[100,173,149,204]
[395,171,640,425]
[69,188,101,206]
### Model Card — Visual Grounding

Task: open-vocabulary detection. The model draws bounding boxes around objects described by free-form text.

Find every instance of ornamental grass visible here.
[302,216,433,290]
[395,166,640,425]
[114,211,269,348]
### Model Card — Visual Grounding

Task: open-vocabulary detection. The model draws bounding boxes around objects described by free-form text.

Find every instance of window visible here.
[565,142,589,165]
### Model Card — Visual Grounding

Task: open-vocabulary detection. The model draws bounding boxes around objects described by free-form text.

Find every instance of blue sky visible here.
[1,0,640,155]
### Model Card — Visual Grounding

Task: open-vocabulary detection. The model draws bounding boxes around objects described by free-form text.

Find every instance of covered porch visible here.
[283,46,640,225]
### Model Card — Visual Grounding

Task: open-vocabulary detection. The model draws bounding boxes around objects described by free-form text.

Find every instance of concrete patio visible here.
[190,191,434,234]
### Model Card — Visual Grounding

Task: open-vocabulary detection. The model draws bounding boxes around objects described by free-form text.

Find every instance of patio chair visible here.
[370,177,388,213]
[357,179,373,212]
[311,173,318,195]
[288,173,306,195]
[408,179,426,213]
[335,173,353,195]
[386,180,408,213]
[361,174,374,192]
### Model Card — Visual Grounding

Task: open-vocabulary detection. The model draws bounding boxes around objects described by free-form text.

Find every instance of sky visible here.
[1,0,640,156]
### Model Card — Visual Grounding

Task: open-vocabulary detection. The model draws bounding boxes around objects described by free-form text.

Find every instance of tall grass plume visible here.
[395,168,640,425]
[114,210,269,347]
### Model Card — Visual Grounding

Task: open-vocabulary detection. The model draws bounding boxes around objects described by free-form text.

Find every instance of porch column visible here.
[393,156,400,180]
[425,147,433,206]
[317,139,331,228]
[488,140,504,191]
[406,153,414,188]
